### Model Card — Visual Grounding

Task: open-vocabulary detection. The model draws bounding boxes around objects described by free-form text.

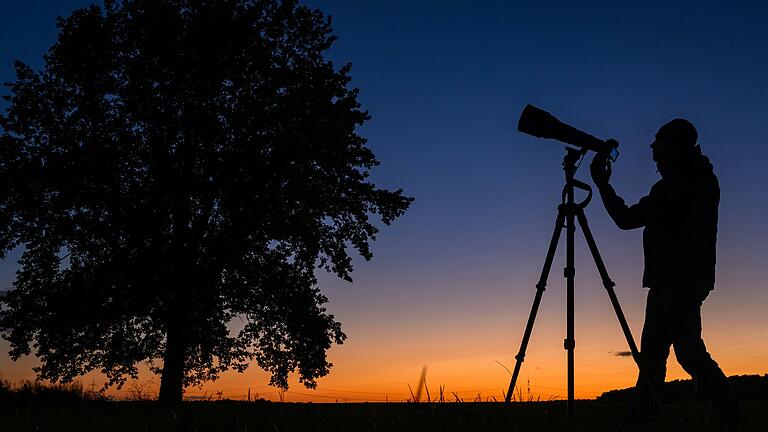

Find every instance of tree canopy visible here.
[0,0,412,401]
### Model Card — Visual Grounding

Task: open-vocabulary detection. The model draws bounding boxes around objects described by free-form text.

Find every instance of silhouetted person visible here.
[590,119,736,427]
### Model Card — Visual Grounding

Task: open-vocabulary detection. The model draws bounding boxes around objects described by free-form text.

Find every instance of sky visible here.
[1,0,767,402]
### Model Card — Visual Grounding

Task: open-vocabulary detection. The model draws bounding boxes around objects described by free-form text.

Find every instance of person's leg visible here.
[665,293,735,420]
[631,289,672,421]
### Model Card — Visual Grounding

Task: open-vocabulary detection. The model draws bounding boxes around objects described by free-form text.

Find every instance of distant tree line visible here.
[597,375,768,403]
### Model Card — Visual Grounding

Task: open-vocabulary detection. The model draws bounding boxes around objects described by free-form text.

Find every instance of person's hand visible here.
[590,152,612,187]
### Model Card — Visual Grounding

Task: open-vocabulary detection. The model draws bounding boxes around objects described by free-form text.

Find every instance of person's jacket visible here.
[596,146,719,298]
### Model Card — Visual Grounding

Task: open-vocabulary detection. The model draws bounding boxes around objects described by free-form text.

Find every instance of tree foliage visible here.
[0,0,412,401]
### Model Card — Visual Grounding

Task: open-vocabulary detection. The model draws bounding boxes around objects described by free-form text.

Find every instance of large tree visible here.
[0,0,412,402]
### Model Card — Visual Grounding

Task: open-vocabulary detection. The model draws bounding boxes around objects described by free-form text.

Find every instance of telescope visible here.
[517,104,619,161]
[504,104,638,426]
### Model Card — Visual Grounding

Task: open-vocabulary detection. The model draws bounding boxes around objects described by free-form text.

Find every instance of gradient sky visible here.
[1,0,767,402]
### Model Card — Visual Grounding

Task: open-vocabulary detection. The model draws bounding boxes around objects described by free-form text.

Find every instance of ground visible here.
[1,400,766,431]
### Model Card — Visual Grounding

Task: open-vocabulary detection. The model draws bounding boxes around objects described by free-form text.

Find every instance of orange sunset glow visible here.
[3,249,766,403]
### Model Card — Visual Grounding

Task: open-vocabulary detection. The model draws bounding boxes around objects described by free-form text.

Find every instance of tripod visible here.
[504,147,640,423]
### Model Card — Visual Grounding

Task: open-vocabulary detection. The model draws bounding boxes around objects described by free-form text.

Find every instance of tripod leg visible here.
[575,210,640,363]
[566,202,576,422]
[505,210,566,403]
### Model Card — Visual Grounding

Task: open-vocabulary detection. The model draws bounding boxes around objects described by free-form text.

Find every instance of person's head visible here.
[651,118,698,165]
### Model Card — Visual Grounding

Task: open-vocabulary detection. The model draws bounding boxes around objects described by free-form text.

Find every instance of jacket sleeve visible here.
[596,183,652,230]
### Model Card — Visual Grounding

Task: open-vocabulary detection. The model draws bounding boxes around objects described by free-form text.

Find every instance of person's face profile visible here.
[651,135,682,163]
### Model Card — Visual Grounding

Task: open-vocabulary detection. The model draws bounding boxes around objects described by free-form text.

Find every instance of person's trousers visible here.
[632,288,733,418]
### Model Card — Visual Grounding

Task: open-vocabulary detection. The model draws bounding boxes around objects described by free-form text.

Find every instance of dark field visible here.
[2,401,768,432]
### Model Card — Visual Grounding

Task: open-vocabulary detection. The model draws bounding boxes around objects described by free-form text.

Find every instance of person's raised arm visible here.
[590,153,649,230]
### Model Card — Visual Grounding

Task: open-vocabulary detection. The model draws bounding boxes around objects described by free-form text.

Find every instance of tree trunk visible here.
[160,200,195,403]
[158,314,188,403]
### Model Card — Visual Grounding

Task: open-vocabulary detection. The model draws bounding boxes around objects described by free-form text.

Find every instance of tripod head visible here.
[563,147,587,170]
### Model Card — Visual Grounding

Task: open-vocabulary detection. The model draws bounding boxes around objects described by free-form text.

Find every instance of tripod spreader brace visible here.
[560,179,593,212]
